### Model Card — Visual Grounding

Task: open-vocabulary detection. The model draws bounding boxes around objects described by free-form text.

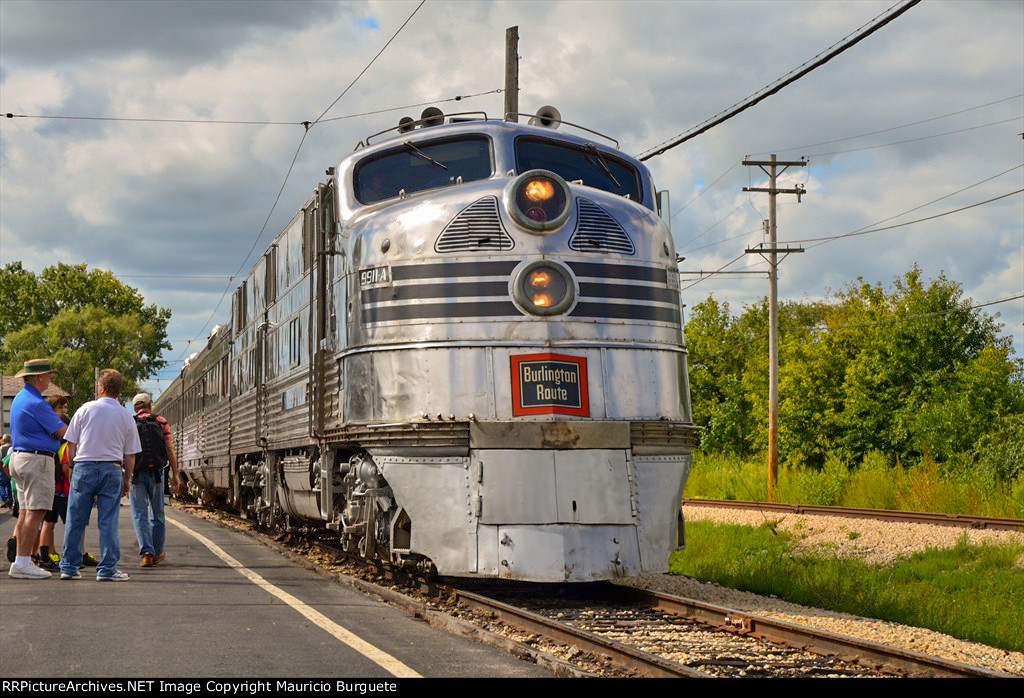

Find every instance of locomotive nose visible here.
[504,169,572,233]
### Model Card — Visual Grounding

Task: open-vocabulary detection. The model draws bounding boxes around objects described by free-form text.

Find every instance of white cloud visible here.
[1,0,1021,378]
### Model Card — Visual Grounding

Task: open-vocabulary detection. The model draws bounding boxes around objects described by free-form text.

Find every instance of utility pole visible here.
[742,154,806,499]
[504,26,519,121]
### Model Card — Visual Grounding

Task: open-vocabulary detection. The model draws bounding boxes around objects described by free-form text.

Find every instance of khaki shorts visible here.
[10,452,55,512]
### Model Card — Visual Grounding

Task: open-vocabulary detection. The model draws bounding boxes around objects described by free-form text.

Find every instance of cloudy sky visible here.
[1,0,1022,398]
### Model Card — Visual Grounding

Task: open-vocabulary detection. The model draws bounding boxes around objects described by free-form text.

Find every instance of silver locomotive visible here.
[155,106,697,582]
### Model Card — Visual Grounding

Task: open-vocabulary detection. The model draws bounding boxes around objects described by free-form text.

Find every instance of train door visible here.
[314,181,340,522]
[312,181,338,438]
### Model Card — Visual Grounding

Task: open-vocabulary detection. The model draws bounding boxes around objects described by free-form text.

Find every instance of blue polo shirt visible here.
[10,383,65,452]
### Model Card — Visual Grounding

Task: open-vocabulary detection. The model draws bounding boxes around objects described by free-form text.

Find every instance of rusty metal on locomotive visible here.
[154,106,698,582]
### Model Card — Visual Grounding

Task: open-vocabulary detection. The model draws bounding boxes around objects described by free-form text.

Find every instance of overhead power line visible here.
[676,95,1024,223]
[805,115,1023,158]
[317,89,501,123]
[681,253,748,291]
[783,294,1024,333]
[313,0,427,125]
[636,0,922,161]
[680,162,1021,262]
[173,1,427,363]
[681,163,1024,283]
[692,294,1023,361]
[801,163,1024,249]
[670,160,742,219]
[1,89,500,128]
[2,113,298,126]
[177,129,308,362]
[753,93,1024,155]
[681,204,746,249]
[119,274,231,279]
[786,188,1024,245]
[682,225,765,255]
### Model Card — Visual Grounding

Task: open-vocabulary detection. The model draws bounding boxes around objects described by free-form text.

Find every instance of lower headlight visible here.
[514,261,574,316]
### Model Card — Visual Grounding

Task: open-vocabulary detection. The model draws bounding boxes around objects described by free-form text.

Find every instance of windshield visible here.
[354,136,493,204]
[515,137,642,202]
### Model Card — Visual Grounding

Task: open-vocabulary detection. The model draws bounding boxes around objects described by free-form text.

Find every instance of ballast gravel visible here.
[619,505,1024,676]
[682,504,1024,565]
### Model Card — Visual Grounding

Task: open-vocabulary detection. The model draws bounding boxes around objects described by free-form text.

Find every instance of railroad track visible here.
[182,503,1015,678]
[684,498,1024,531]
[450,582,1012,678]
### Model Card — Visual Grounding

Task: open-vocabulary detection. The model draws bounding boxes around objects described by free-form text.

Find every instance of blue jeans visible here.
[61,461,123,578]
[130,469,165,557]
[0,468,11,504]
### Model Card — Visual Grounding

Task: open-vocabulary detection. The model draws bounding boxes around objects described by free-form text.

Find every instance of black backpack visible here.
[135,414,169,471]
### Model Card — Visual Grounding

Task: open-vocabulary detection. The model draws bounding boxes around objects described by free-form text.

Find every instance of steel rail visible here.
[610,586,1014,678]
[684,498,1024,531]
[450,588,712,678]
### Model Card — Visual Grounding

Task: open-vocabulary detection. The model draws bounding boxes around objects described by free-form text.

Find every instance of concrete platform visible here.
[0,501,552,678]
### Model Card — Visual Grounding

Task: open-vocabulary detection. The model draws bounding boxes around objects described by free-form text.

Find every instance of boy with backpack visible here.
[129,392,180,567]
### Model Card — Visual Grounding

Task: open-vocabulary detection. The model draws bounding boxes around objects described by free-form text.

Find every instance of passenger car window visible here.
[354,136,493,204]
[515,137,641,202]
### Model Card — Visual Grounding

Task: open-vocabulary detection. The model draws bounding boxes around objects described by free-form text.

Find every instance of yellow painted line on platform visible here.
[167,515,422,678]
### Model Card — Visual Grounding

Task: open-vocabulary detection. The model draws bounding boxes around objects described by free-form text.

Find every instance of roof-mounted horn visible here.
[529,105,562,129]
[420,107,444,128]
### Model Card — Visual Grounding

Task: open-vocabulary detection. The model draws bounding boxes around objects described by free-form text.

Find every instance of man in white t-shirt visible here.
[59,369,141,582]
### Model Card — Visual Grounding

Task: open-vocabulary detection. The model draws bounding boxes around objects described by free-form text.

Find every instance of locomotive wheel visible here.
[260,492,285,531]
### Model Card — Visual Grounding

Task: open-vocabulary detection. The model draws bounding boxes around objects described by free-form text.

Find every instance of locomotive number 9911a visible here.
[155,105,697,582]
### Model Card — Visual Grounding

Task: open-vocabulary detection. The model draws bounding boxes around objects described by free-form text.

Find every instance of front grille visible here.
[569,198,635,255]
[435,196,515,252]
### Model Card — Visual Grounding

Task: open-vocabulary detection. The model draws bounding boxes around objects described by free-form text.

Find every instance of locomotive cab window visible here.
[353,136,493,204]
[515,137,642,203]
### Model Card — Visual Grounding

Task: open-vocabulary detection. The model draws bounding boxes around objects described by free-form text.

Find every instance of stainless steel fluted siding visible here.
[265,371,311,444]
[231,389,259,452]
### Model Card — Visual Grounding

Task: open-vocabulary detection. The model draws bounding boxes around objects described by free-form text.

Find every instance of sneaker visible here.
[6,537,15,563]
[38,556,60,572]
[140,554,154,568]
[154,552,166,565]
[49,553,60,564]
[60,570,82,580]
[96,570,129,582]
[82,552,99,567]
[9,561,51,579]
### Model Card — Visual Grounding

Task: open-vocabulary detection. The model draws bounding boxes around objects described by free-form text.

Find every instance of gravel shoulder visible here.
[618,505,1024,676]
[682,504,1024,565]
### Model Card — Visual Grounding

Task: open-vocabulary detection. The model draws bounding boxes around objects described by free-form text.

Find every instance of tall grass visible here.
[670,520,1024,652]
[685,451,1024,518]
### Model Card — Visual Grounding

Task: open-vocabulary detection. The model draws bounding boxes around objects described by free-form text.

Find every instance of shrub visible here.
[975,415,1024,483]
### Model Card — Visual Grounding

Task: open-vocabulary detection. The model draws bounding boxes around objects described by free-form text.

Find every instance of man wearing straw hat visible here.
[8,359,67,579]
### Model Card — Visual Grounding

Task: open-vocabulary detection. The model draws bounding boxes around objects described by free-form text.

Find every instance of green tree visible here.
[0,263,171,407]
[911,343,1024,464]
[685,296,758,454]
[0,261,41,339]
[831,268,1011,463]
[1,262,170,342]
[3,306,164,409]
[684,265,1024,478]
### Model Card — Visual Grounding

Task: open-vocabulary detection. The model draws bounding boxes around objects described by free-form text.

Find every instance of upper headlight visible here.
[505,169,571,233]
